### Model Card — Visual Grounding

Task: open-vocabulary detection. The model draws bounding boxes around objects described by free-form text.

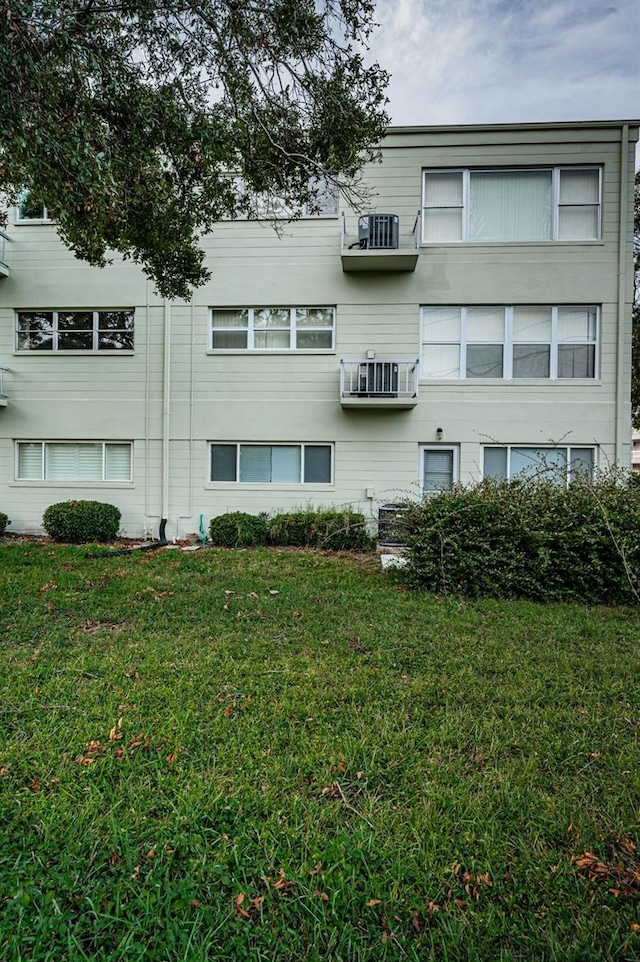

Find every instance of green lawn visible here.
[0,542,638,961]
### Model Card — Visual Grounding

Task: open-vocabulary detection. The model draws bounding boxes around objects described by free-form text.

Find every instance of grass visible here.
[0,541,638,961]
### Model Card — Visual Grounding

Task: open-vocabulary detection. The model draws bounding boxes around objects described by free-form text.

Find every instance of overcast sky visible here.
[367,0,639,128]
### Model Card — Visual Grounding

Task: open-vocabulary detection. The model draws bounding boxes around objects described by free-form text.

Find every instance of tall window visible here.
[16,311,134,351]
[210,443,332,483]
[422,168,601,243]
[16,442,132,481]
[421,306,597,380]
[211,308,334,351]
[483,446,594,484]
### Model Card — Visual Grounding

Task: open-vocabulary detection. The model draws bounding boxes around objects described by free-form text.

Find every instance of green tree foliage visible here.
[0,1,389,299]
[632,170,640,427]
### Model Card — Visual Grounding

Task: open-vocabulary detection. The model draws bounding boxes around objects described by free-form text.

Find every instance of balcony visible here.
[341,212,420,272]
[340,359,419,409]
[0,367,8,407]
[0,231,10,278]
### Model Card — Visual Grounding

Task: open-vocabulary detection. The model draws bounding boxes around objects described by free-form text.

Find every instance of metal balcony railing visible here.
[0,230,10,277]
[0,366,8,406]
[340,359,419,408]
[340,212,421,272]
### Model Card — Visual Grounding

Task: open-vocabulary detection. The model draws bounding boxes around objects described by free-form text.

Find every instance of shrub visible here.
[208,512,268,547]
[268,508,374,551]
[400,472,640,603]
[0,512,9,536]
[42,500,121,543]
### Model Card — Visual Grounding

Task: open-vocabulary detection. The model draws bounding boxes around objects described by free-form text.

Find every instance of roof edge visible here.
[385,120,640,135]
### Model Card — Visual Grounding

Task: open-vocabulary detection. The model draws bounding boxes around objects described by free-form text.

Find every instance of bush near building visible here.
[42,501,121,543]
[208,512,269,548]
[268,508,373,551]
[400,473,640,603]
[208,508,374,551]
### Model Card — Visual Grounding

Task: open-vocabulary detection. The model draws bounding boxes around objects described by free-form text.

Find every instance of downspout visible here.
[144,280,152,526]
[615,123,630,467]
[177,300,195,536]
[162,298,171,529]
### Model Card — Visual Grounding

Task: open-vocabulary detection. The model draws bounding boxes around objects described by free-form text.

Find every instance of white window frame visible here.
[209,442,334,484]
[221,175,339,219]
[15,441,133,482]
[482,445,596,485]
[15,310,135,353]
[209,307,335,352]
[16,189,52,224]
[421,167,602,244]
[420,306,599,381]
[419,445,459,493]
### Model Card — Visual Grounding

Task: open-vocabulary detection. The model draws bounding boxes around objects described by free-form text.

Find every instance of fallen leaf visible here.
[366,899,381,907]
[166,752,177,764]
[234,892,250,919]
[109,725,123,743]
[273,870,295,893]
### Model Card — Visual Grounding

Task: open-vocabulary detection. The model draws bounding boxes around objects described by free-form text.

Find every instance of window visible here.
[483,446,594,484]
[16,442,132,481]
[421,306,597,380]
[223,175,338,217]
[211,308,334,351]
[420,446,459,492]
[422,167,601,243]
[210,444,332,483]
[16,189,51,222]
[16,311,134,351]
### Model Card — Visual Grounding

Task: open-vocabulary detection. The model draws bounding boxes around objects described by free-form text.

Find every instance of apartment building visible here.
[0,120,637,538]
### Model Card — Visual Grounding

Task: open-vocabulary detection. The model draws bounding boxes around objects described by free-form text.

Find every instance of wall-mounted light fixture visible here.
[436,427,443,440]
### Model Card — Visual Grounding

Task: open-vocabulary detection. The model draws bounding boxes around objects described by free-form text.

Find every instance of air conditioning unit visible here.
[358,213,399,250]
[378,504,408,547]
[357,361,399,397]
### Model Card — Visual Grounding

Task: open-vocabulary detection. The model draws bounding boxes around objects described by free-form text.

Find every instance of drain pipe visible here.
[162,298,171,533]
[615,123,630,468]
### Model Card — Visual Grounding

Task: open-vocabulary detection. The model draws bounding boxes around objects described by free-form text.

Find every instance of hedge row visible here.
[0,512,9,536]
[209,509,373,551]
[398,473,640,603]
